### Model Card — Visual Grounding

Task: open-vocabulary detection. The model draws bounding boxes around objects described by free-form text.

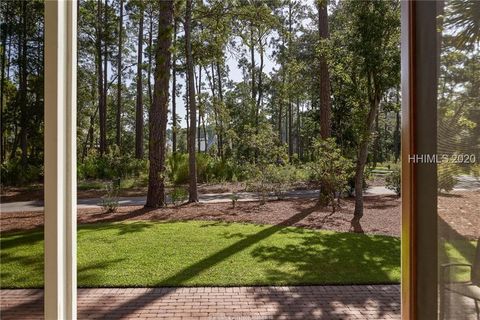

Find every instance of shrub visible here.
[230,192,239,208]
[166,153,189,184]
[265,164,296,200]
[169,186,188,206]
[308,138,353,212]
[167,152,245,185]
[245,163,297,203]
[346,170,369,196]
[438,163,459,193]
[471,164,480,180]
[0,159,43,186]
[78,150,147,181]
[100,181,119,213]
[385,166,401,196]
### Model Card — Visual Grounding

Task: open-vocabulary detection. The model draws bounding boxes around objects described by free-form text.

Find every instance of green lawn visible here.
[1,221,401,288]
[440,238,478,282]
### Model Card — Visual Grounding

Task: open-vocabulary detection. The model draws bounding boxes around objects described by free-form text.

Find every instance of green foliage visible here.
[438,163,460,193]
[385,166,401,196]
[235,123,288,166]
[0,160,43,186]
[2,0,411,194]
[230,192,239,208]
[0,221,401,288]
[78,150,147,181]
[246,164,298,203]
[167,152,245,185]
[471,164,480,179]
[169,186,188,206]
[308,138,353,211]
[100,181,120,213]
[167,153,190,185]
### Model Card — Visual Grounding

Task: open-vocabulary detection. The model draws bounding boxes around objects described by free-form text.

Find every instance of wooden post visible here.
[401,1,438,319]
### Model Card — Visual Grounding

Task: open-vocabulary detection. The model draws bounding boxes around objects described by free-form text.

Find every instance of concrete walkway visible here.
[0,285,401,320]
[0,187,396,213]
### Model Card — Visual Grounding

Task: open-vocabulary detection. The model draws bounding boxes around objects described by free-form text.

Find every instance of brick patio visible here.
[0,285,400,320]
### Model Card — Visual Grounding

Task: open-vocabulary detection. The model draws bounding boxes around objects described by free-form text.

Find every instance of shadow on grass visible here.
[438,216,479,320]
[250,230,400,285]
[80,220,155,236]
[1,202,401,319]
[83,207,157,226]
[76,202,400,319]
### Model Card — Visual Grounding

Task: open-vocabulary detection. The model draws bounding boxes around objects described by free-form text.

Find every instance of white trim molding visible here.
[44,1,77,319]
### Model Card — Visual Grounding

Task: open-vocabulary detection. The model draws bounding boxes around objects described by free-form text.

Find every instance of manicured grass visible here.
[1,221,400,288]
[440,238,478,282]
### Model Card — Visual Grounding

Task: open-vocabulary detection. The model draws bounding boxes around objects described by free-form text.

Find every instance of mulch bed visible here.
[0,182,319,203]
[438,191,480,240]
[2,196,401,236]
[1,191,477,239]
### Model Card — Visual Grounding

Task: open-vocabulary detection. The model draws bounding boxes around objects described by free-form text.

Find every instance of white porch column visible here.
[44,1,77,319]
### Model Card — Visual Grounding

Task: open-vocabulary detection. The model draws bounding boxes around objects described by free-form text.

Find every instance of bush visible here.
[471,164,480,180]
[308,138,353,211]
[167,153,189,184]
[0,159,43,186]
[385,166,401,196]
[230,192,239,208]
[78,150,148,181]
[169,186,188,206]
[167,152,245,185]
[100,181,119,213]
[438,163,459,193]
[245,163,297,203]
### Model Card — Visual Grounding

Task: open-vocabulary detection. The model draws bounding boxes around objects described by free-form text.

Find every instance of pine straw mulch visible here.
[1,191,478,239]
[2,195,401,236]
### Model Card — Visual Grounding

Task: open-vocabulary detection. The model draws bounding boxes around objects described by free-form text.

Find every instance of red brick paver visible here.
[0,285,400,320]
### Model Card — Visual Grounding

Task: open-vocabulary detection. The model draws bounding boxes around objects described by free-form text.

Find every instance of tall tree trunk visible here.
[250,23,256,121]
[352,79,381,233]
[102,0,108,153]
[318,0,331,139]
[171,20,177,153]
[256,41,264,138]
[278,95,283,143]
[0,7,7,163]
[197,66,206,153]
[135,8,144,159]
[147,8,153,108]
[196,66,201,152]
[296,97,300,156]
[146,0,174,208]
[288,102,293,160]
[278,33,285,144]
[97,0,106,156]
[373,111,380,167]
[185,80,189,136]
[115,0,123,148]
[202,114,207,153]
[19,0,28,165]
[393,89,401,162]
[185,0,198,202]
[205,64,220,157]
[216,62,224,158]
[287,1,293,161]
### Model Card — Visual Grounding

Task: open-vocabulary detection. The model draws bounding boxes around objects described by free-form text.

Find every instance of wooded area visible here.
[1,0,478,227]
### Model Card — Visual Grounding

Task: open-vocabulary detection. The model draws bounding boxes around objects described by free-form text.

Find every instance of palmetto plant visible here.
[445,0,480,48]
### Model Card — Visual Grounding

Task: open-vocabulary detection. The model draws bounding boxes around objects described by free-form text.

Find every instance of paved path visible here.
[0,187,396,213]
[0,285,401,320]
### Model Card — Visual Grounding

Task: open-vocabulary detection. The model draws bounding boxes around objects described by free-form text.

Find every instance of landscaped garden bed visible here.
[2,196,401,236]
